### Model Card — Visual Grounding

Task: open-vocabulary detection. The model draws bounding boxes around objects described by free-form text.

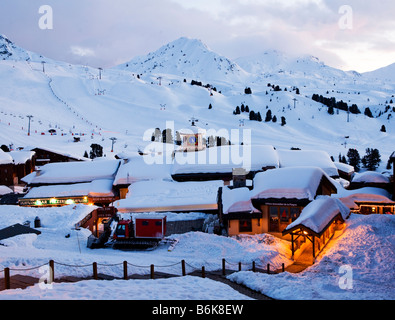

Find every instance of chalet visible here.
[113,179,222,214]
[0,149,14,186]
[19,159,121,207]
[277,149,339,178]
[172,145,279,183]
[26,147,87,166]
[336,187,394,215]
[219,167,338,237]
[113,154,173,199]
[349,171,392,193]
[249,167,338,237]
[9,150,36,185]
[334,162,355,182]
[282,196,350,262]
[0,149,36,188]
[221,187,262,236]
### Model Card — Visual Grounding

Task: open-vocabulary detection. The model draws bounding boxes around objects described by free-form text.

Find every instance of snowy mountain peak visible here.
[0,34,18,60]
[115,37,248,82]
[0,34,45,63]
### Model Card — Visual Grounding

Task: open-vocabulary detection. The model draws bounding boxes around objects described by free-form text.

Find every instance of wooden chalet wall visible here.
[0,163,15,186]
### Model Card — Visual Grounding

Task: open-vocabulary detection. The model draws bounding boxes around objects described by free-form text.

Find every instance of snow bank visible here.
[229,214,395,300]
[0,204,98,230]
[0,276,253,300]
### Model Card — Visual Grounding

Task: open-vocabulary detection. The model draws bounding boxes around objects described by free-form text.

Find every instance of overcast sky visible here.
[1,0,394,72]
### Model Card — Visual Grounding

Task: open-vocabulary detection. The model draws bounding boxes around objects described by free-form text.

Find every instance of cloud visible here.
[0,0,394,72]
[70,46,95,58]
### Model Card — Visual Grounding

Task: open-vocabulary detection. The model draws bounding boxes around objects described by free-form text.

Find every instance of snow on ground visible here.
[0,202,393,300]
[0,276,253,300]
[0,204,291,300]
[228,214,395,300]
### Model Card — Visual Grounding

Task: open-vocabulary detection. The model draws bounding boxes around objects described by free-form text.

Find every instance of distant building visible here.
[178,122,205,152]
[19,159,121,207]
[0,149,36,187]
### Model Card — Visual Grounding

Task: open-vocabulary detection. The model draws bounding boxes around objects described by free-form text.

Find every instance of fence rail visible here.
[0,259,286,291]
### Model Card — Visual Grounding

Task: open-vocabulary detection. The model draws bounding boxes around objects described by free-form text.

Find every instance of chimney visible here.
[232,168,247,188]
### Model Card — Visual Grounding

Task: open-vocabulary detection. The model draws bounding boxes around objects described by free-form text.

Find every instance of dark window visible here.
[142,220,149,226]
[155,221,162,226]
[239,219,252,232]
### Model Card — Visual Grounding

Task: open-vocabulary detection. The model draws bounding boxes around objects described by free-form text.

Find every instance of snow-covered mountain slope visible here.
[236,49,359,81]
[363,62,395,81]
[0,36,394,171]
[114,37,250,83]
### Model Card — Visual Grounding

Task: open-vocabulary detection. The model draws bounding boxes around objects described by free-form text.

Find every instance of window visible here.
[280,207,290,222]
[239,219,252,232]
[142,220,149,226]
[291,208,301,221]
[269,206,302,232]
[155,221,162,226]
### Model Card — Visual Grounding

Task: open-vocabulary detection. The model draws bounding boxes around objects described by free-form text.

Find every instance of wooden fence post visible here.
[252,261,256,272]
[282,263,285,273]
[181,260,186,276]
[201,266,205,278]
[222,259,226,276]
[123,261,128,280]
[4,268,10,290]
[150,264,155,279]
[267,264,270,274]
[49,260,54,283]
[93,262,98,280]
[238,262,242,272]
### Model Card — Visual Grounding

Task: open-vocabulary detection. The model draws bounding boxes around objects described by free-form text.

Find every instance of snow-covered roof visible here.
[0,149,13,165]
[23,179,115,199]
[352,171,390,184]
[113,156,172,185]
[277,149,339,177]
[0,185,13,196]
[9,150,35,165]
[27,159,121,185]
[178,125,206,135]
[284,196,350,235]
[334,187,394,210]
[222,187,259,214]
[25,146,89,161]
[252,167,335,201]
[172,145,279,175]
[114,180,223,213]
[334,162,355,174]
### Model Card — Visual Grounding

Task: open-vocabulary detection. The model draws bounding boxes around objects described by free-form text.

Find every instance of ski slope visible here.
[0,35,394,168]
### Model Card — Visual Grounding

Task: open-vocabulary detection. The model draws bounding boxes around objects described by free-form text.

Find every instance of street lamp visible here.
[27,115,33,136]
